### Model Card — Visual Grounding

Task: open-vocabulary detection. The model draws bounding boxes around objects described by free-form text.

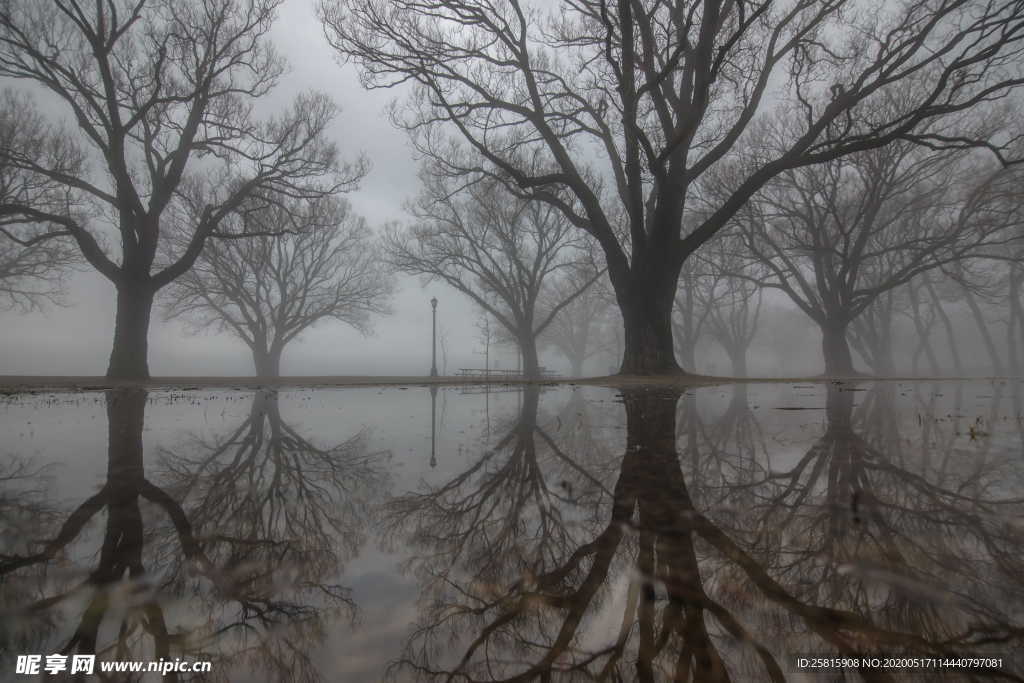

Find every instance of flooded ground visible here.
[2,380,1023,681]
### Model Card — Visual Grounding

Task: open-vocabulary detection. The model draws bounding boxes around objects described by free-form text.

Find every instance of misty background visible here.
[0,0,1017,379]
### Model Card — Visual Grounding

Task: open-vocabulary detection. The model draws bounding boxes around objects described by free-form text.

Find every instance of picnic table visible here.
[457,367,560,380]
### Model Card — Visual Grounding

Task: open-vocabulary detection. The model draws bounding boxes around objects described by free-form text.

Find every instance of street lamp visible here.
[430,296,438,377]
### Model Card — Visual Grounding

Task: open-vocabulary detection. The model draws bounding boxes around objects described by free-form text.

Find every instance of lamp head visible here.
[430,297,438,309]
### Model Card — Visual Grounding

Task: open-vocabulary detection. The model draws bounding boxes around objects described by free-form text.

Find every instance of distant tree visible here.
[672,258,710,373]
[474,313,495,372]
[848,290,901,376]
[737,134,1023,376]
[0,233,78,312]
[323,0,1024,375]
[0,0,363,379]
[388,166,602,378]
[164,197,393,378]
[694,235,764,377]
[539,261,610,377]
[0,91,79,310]
[1007,260,1024,377]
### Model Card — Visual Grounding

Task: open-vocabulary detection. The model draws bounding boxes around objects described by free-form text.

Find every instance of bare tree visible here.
[694,235,764,377]
[672,257,711,373]
[737,138,1023,376]
[0,91,80,311]
[1007,259,1024,376]
[0,0,365,379]
[163,196,393,378]
[849,289,901,375]
[388,167,602,377]
[322,0,1024,375]
[539,261,611,377]
[474,312,495,372]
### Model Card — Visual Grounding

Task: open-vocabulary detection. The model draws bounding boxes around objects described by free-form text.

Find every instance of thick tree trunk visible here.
[821,322,856,376]
[252,346,283,379]
[519,333,541,378]
[107,283,156,380]
[618,280,683,375]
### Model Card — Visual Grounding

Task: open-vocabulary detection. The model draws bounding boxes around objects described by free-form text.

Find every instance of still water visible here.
[1,380,1023,681]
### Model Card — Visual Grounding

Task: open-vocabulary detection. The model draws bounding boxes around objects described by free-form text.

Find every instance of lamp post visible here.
[430,296,438,377]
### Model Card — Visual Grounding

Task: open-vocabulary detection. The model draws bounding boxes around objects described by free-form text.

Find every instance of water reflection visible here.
[387,383,1024,681]
[1,388,389,680]
[1,382,1022,681]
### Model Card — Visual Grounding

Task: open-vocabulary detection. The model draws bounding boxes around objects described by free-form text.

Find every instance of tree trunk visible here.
[520,333,541,378]
[107,283,156,380]
[618,280,683,375]
[252,345,283,379]
[821,322,856,376]
[727,346,748,378]
[570,356,584,378]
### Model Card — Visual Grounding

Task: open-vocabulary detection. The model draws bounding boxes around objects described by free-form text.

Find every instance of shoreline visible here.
[0,374,1018,394]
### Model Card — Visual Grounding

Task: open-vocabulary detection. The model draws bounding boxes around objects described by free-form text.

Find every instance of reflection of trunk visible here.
[100,389,147,582]
[825,383,855,434]
[107,284,155,379]
[67,389,151,654]
[821,322,855,376]
[618,273,684,375]
[621,387,732,682]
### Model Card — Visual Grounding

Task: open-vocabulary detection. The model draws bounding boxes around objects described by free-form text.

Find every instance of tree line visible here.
[1,0,1024,380]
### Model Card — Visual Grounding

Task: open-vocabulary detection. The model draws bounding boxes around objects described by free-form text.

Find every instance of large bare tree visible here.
[163,196,394,378]
[388,167,602,377]
[321,0,1024,375]
[0,0,364,379]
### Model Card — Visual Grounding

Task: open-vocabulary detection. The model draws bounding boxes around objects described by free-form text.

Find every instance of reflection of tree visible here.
[387,388,604,592]
[0,455,60,654]
[1,389,389,681]
[389,384,1024,681]
[744,383,1024,670]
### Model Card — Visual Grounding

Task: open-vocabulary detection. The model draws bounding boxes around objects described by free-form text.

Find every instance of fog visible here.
[0,0,1021,380]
